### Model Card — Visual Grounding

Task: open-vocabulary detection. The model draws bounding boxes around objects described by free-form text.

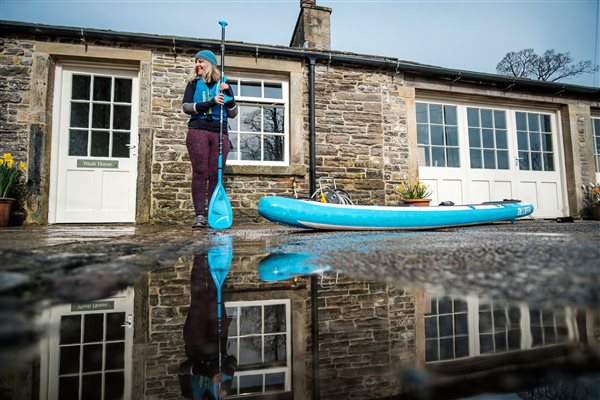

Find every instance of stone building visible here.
[1,1,598,226]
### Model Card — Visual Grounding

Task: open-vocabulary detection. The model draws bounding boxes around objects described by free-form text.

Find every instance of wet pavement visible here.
[0,219,599,399]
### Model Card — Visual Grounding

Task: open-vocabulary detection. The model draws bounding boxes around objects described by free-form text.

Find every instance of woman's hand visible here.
[214,93,225,105]
[220,82,229,91]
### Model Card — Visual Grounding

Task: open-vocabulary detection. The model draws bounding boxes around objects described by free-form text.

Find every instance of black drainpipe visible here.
[310,275,320,400]
[308,57,317,196]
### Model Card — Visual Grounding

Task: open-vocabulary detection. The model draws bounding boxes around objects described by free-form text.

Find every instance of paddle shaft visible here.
[218,21,227,176]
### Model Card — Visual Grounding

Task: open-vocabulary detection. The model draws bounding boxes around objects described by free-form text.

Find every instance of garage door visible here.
[416,101,566,218]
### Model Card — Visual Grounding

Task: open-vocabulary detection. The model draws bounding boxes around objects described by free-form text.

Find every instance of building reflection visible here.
[1,248,599,400]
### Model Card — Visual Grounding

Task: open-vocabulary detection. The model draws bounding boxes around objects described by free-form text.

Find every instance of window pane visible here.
[519,151,530,170]
[59,376,79,400]
[70,103,90,128]
[239,375,262,394]
[72,75,91,100]
[240,306,261,335]
[82,343,103,372]
[81,374,102,400]
[240,134,261,161]
[494,310,506,328]
[61,315,81,344]
[541,114,551,132]
[544,153,555,171]
[105,342,124,370]
[484,150,496,169]
[425,317,438,337]
[454,313,468,335]
[479,311,492,333]
[470,150,482,168]
[105,372,125,400]
[542,134,553,151]
[496,130,507,149]
[239,336,262,366]
[530,133,541,151]
[455,336,469,358]
[439,315,453,336]
[91,131,110,157]
[228,79,238,96]
[265,372,285,392]
[264,83,283,99]
[240,81,261,97]
[447,148,459,167]
[93,76,111,101]
[439,298,452,314]
[467,107,479,126]
[445,127,458,146]
[430,125,443,146]
[264,304,286,333]
[92,103,110,129]
[416,103,428,123]
[528,113,540,131]
[69,130,88,156]
[431,146,445,167]
[84,313,103,342]
[468,128,481,148]
[227,133,239,161]
[497,151,509,169]
[114,78,132,102]
[59,346,80,374]
[439,338,454,360]
[443,105,457,125]
[112,132,130,158]
[516,112,527,130]
[494,110,506,129]
[480,334,493,354]
[263,106,284,133]
[454,299,467,312]
[240,106,261,132]
[106,312,125,341]
[531,152,542,171]
[508,330,520,349]
[425,339,438,361]
[481,109,493,128]
[113,105,131,130]
[264,334,286,364]
[417,124,429,145]
[482,129,494,148]
[517,131,529,150]
[429,104,443,124]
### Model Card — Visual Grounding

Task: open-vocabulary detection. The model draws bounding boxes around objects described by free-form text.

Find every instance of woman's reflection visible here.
[178,253,236,399]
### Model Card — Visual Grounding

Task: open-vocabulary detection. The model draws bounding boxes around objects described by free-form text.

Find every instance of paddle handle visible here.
[218,20,227,167]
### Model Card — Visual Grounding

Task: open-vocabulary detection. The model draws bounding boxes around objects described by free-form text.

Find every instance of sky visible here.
[1,0,599,87]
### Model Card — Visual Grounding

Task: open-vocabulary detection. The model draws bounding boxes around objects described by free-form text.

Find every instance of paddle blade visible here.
[208,183,233,229]
[208,235,233,287]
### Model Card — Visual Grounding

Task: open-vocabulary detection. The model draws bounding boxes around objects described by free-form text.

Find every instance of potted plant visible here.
[583,183,600,220]
[0,152,27,226]
[396,179,432,207]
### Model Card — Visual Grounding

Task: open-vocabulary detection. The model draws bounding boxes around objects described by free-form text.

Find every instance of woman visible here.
[182,49,237,228]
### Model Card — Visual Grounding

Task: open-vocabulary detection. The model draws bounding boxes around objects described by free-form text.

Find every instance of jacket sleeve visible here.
[182,80,216,115]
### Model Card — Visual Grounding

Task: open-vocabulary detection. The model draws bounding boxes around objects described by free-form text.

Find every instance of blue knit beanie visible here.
[195,50,217,66]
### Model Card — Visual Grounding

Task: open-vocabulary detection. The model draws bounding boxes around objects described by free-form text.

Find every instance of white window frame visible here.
[226,73,290,167]
[592,116,600,182]
[424,295,577,364]
[225,299,292,396]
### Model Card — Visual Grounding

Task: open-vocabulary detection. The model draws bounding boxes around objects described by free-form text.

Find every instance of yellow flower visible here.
[19,162,26,170]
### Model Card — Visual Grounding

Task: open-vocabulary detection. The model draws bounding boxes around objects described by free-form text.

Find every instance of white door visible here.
[39,288,134,400]
[50,65,139,223]
[417,102,565,218]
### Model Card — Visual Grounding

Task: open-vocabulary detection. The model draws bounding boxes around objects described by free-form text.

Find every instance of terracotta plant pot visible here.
[0,198,15,227]
[402,198,432,207]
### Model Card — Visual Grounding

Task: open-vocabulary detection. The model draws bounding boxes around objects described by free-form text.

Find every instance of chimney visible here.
[290,0,332,50]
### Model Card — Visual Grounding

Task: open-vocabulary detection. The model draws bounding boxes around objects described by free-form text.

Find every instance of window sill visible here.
[226,164,306,176]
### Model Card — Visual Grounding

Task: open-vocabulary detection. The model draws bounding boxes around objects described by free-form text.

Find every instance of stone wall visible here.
[0,37,34,223]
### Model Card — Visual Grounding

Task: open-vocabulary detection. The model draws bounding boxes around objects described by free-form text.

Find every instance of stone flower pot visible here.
[0,198,15,227]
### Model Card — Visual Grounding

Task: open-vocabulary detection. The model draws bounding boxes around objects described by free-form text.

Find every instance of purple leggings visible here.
[186,128,230,216]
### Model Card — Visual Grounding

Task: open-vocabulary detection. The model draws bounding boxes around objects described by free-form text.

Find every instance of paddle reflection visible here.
[179,236,236,400]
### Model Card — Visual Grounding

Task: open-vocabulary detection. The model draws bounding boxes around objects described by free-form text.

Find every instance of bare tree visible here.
[497,48,598,82]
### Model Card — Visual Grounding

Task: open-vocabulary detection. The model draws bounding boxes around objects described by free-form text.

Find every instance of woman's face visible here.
[195,59,207,75]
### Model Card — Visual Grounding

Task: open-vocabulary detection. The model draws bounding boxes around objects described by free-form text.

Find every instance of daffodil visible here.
[0,152,26,198]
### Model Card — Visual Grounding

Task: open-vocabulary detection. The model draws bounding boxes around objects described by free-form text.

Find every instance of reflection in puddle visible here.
[1,231,599,399]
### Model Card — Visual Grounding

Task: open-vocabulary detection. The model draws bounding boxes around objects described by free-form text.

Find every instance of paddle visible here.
[207,234,233,397]
[208,20,233,229]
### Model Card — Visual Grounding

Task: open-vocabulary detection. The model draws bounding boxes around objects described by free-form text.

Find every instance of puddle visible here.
[1,226,599,399]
